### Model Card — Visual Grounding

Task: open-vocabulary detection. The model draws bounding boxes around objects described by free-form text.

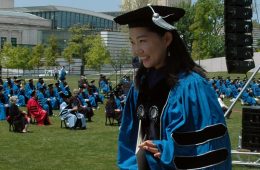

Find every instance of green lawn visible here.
[0,74,260,170]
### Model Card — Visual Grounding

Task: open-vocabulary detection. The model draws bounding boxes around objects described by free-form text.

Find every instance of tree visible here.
[14,46,31,75]
[29,44,44,75]
[110,48,132,84]
[84,35,111,71]
[44,35,59,68]
[62,42,80,73]
[189,0,224,60]
[66,24,90,75]
[175,1,195,53]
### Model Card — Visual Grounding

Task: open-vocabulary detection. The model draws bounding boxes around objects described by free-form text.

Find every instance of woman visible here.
[114,5,231,170]
[8,96,29,133]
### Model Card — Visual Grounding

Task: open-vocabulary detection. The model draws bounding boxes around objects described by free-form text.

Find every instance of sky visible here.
[14,0,260,22]
[15,0,122,12]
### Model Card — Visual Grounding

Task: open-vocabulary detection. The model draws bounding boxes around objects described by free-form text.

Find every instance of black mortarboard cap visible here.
[59,91,69,99]
[48,83,53,87]
[90,80,95,83]
[114,5,185,30]
[29,78,33,81]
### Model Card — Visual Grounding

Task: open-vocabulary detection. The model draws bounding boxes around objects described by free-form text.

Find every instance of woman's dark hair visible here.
[135,26,206,89]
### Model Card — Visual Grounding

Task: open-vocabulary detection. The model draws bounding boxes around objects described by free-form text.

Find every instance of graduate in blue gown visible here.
[0,85,9,120]
[25,79,36,101]
[114,5,231,170]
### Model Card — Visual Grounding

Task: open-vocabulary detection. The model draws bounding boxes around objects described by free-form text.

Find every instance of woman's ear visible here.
[163,32,173,47]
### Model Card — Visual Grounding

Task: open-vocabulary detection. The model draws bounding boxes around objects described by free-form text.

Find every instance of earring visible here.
[168,51,170,57]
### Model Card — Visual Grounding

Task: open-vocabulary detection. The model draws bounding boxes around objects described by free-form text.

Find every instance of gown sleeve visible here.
[117,85,139,170]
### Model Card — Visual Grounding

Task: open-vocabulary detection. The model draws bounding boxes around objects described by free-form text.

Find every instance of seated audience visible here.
[71,89,94,122]
[59,93,86,129]
[7,96,29,132]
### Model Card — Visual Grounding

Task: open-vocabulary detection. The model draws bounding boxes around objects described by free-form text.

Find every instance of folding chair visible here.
[27,106,37,124]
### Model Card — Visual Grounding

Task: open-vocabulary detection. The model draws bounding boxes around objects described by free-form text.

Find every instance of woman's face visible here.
[129,27,171,69]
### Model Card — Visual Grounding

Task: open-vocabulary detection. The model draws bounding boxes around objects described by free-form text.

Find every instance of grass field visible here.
[0,73,260,170]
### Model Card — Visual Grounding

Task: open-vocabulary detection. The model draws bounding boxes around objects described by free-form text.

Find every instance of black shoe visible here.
[80,127,86,130]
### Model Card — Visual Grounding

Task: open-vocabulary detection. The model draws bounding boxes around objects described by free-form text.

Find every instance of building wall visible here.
[0,0,14,9]
[157,0,191,6]
[29,10,117,31]
[0,16,51,47]
[196,52,260,72]
[253,26,260,49]
[100,31,131,61]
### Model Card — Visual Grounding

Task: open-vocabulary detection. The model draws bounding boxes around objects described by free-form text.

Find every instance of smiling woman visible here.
[114,4,232,170]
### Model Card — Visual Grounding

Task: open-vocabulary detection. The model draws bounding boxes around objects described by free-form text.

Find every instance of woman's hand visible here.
[139,140,161,159]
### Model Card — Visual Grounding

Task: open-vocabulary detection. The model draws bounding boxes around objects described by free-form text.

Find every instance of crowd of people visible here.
[210,76,260,109]
[0,70,132,132]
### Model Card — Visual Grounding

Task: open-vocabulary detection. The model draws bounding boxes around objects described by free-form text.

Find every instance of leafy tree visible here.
[44,35,59,68]
[62,42,80,73]
[110,48,132,84]
[175,2,195,53]
[190,0,224,60]
[15,46,31,75]
[29,44,44,75]
[0,43,14,68]
[84,35,111,71]
[65,24,90,75]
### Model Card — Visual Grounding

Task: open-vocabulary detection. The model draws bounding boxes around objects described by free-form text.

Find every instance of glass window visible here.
[97,17,101,28]
[11,37,17,47]
[79,14,84,24]
[83,15,88,24]
[38,12,42,17]
[45,11,50,19]
[108,21,113,30]
[71,13,76,25]
[100,18,104,28]
[92,16,97,28]
[75,13,80,24]
[89,15,93,28]
[55,11,62,29]
[61,11,67,28]
[66,12,71,28]
[1,37,7,48]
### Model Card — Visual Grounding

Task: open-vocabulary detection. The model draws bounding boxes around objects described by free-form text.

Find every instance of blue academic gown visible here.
[118,72,231,170]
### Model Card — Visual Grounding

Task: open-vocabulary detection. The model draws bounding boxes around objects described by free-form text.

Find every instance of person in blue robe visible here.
[114,5,231,170]
[59,66,67,81]
[45,84,59,110]
[37,87,53,116]
[0,85,9,120]
[25,79,36,102]
[12,79,25,106]
[3,77,14,90]
[36,77,47,90]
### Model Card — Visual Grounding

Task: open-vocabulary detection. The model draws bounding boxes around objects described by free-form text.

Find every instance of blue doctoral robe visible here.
[118,72,231,170]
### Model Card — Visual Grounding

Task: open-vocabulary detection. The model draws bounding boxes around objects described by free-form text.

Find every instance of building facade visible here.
[0,0,14,9]
[0,11,51,47]
[157,0,191,6]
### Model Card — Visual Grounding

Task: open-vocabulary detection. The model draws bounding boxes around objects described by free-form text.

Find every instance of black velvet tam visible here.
[114,5,185,28]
